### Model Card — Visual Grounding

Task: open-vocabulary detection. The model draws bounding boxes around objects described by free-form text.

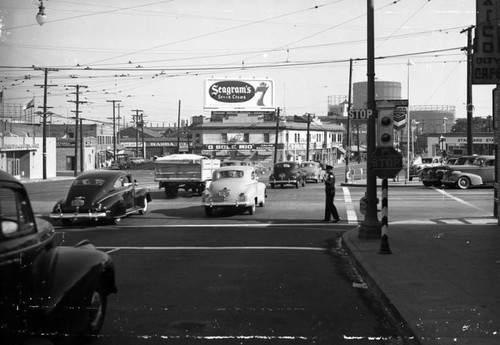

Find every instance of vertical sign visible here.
[472,0,500,84]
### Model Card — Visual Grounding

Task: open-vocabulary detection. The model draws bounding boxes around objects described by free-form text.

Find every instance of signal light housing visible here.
[377,109,394,148]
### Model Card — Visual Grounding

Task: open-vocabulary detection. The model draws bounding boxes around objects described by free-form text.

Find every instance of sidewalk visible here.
[342,224,500,345]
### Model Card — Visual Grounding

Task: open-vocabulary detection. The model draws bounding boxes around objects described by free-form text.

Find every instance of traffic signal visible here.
[377,109,394,147]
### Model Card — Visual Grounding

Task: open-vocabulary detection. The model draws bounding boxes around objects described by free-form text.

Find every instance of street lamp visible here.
[439,134,446,155]
[36,0,47,26]
[442,116,448,133]
[406,59,414,181]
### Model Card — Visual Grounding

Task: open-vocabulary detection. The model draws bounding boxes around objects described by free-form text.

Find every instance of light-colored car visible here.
[202,165,266,216]
[300,161,323,183]
[441,155,495,189]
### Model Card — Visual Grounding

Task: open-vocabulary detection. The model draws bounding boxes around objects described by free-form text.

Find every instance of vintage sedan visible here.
[50,170,151,225]
[419,155,477,187]
[269,161,306,188]
[202,166,266,216]
[0,169,117,340]
[300,161,323,183]
[441,155,495,189]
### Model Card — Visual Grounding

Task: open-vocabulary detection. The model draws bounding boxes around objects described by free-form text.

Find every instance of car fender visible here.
[455,172,483,185]
[33,242,116,314]
[135,187,152,203]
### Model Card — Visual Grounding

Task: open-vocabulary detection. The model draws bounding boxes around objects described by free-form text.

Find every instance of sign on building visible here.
[204,78,275,111]
[472,0,500,84]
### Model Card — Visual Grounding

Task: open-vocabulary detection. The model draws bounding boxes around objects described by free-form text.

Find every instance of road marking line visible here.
[342,186,358,224]
[98,246,327,253]
[433,187,490,214]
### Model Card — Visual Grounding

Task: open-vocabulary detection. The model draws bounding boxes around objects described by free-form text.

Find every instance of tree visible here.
[450,116,492,133]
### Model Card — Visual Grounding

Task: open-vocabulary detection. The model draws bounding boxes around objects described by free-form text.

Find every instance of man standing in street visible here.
[323,170,340,223]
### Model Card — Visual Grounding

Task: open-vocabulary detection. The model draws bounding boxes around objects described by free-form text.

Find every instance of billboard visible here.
[204,78,275,110]
[472,0,500,84]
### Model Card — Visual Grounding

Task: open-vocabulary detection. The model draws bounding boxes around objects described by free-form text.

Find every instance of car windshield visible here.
[421,158,433,163]
[302,163,315,168]
[221,162,237,166]
[214,170,244,180]
[73,178,106,187]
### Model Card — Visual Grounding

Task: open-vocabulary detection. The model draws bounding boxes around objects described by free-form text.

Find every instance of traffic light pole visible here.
[358,0,381,239]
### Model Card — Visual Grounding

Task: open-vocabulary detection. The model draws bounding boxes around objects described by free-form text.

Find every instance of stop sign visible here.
[370,147,403,179]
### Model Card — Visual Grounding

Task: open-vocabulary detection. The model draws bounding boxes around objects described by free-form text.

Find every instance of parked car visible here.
[202,166,266,216]
[0,169,117,339]
[269,161,306,189]
[441,155,495,189]
[300,161,323,183]
[50,170,152,225]
[409,156,444,181]
[419,155,477,187]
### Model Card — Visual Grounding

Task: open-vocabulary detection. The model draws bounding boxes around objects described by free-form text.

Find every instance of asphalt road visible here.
[16,163,493,344]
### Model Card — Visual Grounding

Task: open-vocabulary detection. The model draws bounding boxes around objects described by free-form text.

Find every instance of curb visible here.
[341,229,423,345]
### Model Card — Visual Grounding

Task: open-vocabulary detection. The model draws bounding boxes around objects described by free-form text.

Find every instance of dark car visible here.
[50,170,152,225]
[269,161,306,188]
[419,155,477,187]
[0,169,117,340]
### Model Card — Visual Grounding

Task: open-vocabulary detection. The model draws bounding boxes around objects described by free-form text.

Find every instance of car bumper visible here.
[49,211,109,220]
[270,179,299,184]
[203,200,252,208]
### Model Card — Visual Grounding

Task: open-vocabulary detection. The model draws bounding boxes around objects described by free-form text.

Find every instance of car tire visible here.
[205,206,213,217]
[259,196,265,207]
[82,287,107,337]
[457,176,470,189]
[409,176,413,181]
[138,196,148,215]
[270,184,275,189]
[112,217,122,225]
[422,181,433,187]
[248,203,256,215]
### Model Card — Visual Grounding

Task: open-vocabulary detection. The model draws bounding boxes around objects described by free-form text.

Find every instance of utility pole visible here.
[131,109,143,158]
[358,0,381,239]
[305,113,312,161]
[107,100,121,161]
[177,100,181,154]
[140,113,147,158]
[461,25,475,155]
[345,58,353,183]
[34,67,58,180]
[116,103,122,145]
[67,84,87,176]
[274,107,280,165]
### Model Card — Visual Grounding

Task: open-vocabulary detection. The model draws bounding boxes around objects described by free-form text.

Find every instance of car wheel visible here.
[62,218,73,226]
[457,176,470,189]
[259,196,265,207]
[82,287,107,337]
[409,176,413,181]
[422,181,433,187]
[270,184,275,189]
[248,203,256,215]
[433,181,442,187]
[112,217,122,225]
[139,196,148,215]
[205,206,213,217]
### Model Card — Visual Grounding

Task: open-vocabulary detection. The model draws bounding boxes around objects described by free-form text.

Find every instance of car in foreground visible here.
[269,161,306,188]
[202,165,266,216]
[50,170,151,225]
[441,155,495,189]
[300,161,323,183]
[419,155,477,187]
[0,169,117,339]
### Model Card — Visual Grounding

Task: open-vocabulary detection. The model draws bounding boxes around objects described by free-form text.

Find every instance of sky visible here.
[0,0,495,128]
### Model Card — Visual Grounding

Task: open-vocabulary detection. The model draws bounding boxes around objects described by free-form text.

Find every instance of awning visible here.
[336,147,346,154]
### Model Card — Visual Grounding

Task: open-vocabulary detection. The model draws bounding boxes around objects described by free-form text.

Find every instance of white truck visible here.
[154,154,220,198]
